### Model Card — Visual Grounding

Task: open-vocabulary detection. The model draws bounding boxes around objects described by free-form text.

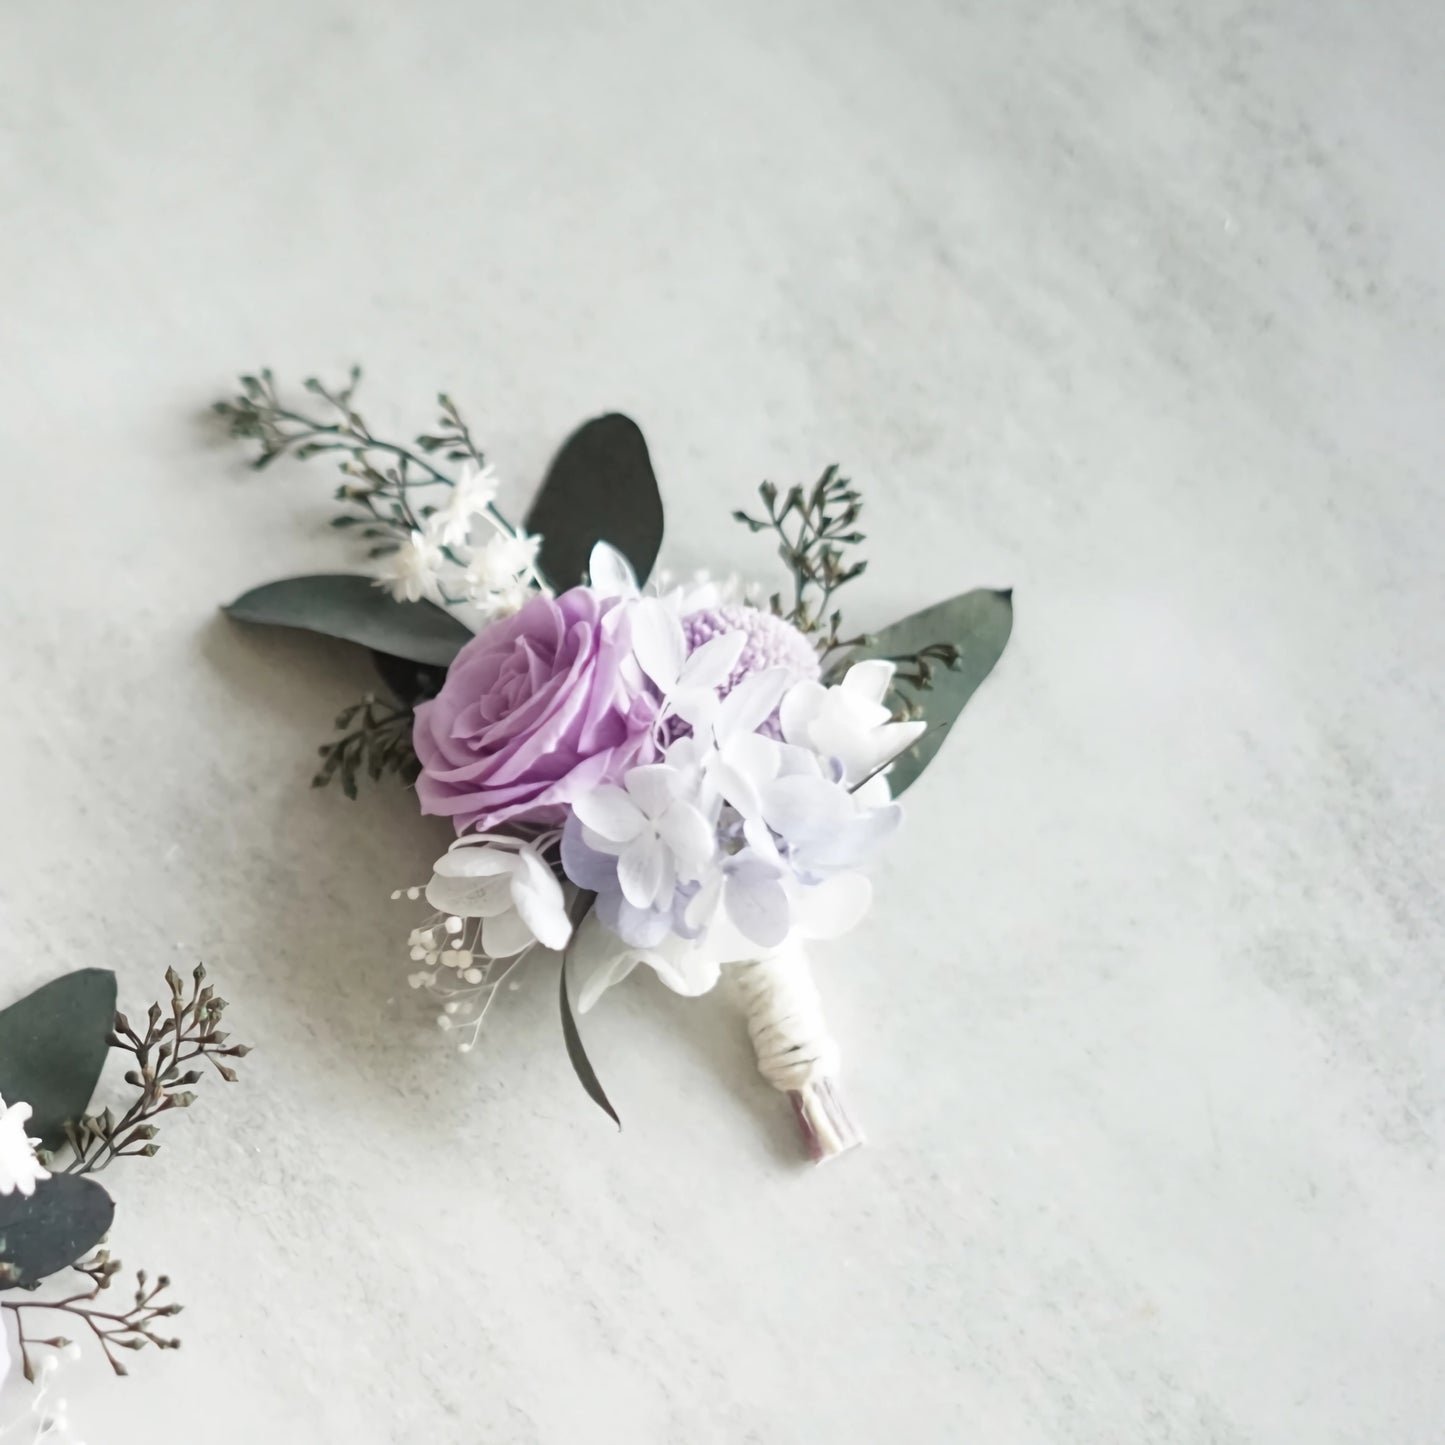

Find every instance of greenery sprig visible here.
[733,466,867,648]
[62,964,249,1176]
[4,1254,181,1381]
[313,693,422,799]
[213,368,498,560]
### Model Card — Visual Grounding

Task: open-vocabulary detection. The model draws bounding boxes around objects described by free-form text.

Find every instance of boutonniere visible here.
[218,368,1009,1161]
[1,966,248,1432]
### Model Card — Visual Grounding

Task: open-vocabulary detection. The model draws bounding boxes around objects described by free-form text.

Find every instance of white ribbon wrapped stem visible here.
[729,939,862,1162]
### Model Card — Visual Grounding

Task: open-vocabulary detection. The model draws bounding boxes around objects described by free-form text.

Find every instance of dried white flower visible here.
[0,1095,50,1199]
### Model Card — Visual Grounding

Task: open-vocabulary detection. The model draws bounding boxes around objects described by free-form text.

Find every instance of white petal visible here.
[779,679,827,747]
[790,873,873,939]
[481,907,535,958]
[618,834,666,908]
[643,938,723,997]
[724,873,793,949]
[630,597,686,690]
[840,658,896,705]
[511,849,573,951]
[712,757,764,818]
[656,800,716,870]
[570,911,639,1012]
[761,774,856,841]
[678,629,746,689]
[588,540,640,599]
[851,773,893,808]
[672,685,720,734]
[572,784,646,843]
[717,667,791,741]
[432,845,518,879]
[425,872,514,918]
[625,763,681,819]
[684,872,724,931]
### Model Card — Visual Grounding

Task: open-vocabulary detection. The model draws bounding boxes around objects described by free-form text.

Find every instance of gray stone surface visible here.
[1,1,1441,1440]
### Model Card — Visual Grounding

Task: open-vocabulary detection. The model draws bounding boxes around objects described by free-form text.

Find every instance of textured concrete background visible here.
[1,1,1442,1441]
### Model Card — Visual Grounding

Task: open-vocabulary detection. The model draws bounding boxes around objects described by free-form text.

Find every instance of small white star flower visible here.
[374,529,446,605]
[426,461,500,547]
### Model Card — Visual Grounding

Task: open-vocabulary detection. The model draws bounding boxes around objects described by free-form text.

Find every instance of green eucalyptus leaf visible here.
[852,588,1013,795]
[224,575,474,668]
[559,935,621,1129]
[0,970,117,1152]
[0,1175,114,1288]
[369,649,448,707]
[526,414,664,590]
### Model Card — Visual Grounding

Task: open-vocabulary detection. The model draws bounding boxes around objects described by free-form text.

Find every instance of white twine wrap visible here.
[729,940,862,1162]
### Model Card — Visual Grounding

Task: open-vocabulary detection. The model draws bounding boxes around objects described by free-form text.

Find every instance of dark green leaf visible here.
[0,970,117,1151]
[370,650,448,706]
[526,415,664,590]
[559,932,621,1129]
[850,588,1013,795]
[224,574,474,668]
[0,1175,114,1288]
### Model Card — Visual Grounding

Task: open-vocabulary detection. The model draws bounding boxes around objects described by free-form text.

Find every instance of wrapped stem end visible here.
[732,944,864,1164]
[791,1077,864,1163]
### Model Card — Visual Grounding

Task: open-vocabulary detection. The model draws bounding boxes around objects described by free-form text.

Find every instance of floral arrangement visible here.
[218,369,1010,1160]
[0,966,248,1438]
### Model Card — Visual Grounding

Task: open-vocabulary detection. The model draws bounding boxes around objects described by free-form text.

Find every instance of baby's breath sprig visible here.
[732,466,867,646]
[2,1253,182,1381]
[313,693,421,799]
[61,964,249,1176]
[213,368,505,559]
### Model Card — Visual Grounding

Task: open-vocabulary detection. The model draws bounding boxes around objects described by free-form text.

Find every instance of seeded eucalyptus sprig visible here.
[313,692,421,799]
[2,1253,182,1381]
[213,367,499,560]
[733,466,868,647]
[62,964,249,1176]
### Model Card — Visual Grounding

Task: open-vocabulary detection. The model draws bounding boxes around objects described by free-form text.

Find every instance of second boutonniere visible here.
[217,369,1011,1161]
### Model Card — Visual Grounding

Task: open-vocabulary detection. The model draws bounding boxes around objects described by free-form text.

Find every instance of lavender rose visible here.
[414,588,659,833]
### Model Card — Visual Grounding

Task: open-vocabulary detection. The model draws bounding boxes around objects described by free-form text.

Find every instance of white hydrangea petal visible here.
[679,629,746,689]
[724,872,793,949]
[684,872,724,932]
[851,773,894,808]
[573,784,646,843]
[425,872,514,918]
[625,763,681,820]
[761,774,856,841]
[570,911,639,1012]
[779,679,827,747]
[588,540,640,599]
[712,756,764,818]
[722,730,783,788]
[432,845,517,879]
[481,907,535,959]
[656,800,715,870]
[672,685,720,733]
[790,873,873,939]
[839,659,896,705]
[511,849,573,951]
[630,597,686,690]
[717,667,791,741]
[642,938,723,997]
[618,834,666,908]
